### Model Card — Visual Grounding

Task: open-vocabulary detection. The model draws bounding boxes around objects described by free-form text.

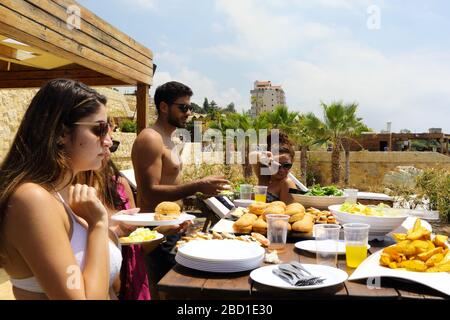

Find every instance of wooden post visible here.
[440,138,445,154]
[389,133,392,151]
[136,83,150,135]
[446,138,449,155]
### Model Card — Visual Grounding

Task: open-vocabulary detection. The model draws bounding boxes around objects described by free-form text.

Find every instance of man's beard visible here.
[168,113,186,128]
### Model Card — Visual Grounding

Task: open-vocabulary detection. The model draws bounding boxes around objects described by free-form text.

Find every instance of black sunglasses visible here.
[278,163,293,170]
[172,102,193,113]
[74,121,110,138]
[109,140,120,153]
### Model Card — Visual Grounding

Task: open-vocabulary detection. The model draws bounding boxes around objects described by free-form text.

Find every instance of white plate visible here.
[292,194,348,209]
[111,213,195,226]
[328,204,408,238]
[250,264,348,290]
[177,240,265,262]
[175,254,264,273]
[349,245,450,296]
[233,199,254,208]
[295,240,370,255]
[119,232,164,245]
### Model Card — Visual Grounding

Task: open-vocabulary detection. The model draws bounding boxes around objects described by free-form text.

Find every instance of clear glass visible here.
[239,184,253,200]
[314,224,341,267]
[343,223,370,268]
[266,214,289,252]
[254,185,268,203]
[344,189,358,204]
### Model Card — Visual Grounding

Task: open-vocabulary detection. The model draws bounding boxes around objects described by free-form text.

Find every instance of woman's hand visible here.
[258,151,273,166]
[155,220,192,236]
[110,208,140,237]
[69,184,108,226]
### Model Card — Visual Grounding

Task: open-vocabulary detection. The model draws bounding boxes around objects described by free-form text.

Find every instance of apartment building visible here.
[250,80,286,117]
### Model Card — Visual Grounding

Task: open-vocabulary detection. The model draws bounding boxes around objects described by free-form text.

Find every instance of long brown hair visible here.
[267,132,295,160]
[0,79,107,259]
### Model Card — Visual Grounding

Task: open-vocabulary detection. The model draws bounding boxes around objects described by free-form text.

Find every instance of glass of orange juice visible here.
[343,223,370,268]
[254,186,268,203]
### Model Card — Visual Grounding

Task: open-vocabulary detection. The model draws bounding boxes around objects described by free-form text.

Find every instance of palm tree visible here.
[261,105,299,135]
[208,112,254,180]
[320,101,367,184]
[342,121,371,185]
[291,113,326,184]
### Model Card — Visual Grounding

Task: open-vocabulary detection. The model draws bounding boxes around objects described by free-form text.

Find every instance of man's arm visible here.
[132,129,227,204]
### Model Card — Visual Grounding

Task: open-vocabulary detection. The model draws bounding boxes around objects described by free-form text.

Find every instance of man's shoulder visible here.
[135,128,163,144]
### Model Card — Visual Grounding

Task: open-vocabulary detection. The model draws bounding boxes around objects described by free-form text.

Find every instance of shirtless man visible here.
[131,81,229,292]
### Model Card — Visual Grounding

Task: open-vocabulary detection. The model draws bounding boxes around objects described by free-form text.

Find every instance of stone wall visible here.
[0,89,38,162]
[0,87,133,163]
[296,151,450,190]
[110,132,136,170]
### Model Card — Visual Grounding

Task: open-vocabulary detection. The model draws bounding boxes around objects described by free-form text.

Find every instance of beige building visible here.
[250,81,286,117]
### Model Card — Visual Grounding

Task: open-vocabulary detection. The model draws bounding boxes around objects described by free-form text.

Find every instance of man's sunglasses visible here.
[278,163,293,170]
[74,121,110,138]
[109,140,120,153]
[172,103,193,113]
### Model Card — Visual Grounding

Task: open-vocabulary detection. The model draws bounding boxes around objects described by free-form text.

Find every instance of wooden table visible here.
[157,240,448,300]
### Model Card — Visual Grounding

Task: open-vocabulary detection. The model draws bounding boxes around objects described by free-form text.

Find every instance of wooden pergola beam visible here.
[0,63,129,88]
[0,0,154,132]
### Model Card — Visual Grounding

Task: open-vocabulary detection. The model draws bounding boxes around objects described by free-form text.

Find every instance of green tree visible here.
[191,102,205,114]
[208,112,254,180]
[202,98,210,112]
[320,101,367,184]
[291,113,327,184]
[225,102,236,113]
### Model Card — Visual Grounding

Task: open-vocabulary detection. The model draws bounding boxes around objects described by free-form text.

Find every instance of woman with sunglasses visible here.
[252,134,297,204]
[0,79,120,299]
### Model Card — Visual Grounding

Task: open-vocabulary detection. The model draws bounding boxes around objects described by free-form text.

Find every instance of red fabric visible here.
[119,245,151,300]
[116,182,151,300]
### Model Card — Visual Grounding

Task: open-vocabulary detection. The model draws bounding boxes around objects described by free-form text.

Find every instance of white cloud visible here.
[204,0,449,132]
[206,0,339,61]
[126,0,156,9]
[276,47,450,132]
[150,68,246,111]
[154,51,188,69]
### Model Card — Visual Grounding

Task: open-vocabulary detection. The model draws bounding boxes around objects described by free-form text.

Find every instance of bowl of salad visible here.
[291,185,348,209]
[328,203,408,238]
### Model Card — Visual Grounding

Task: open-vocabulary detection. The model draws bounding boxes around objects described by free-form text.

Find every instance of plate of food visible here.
[111,201,195,226]
[349,219,450,296]
[329,203,408,238]
[291,185,347,209]
[119,228,164,245]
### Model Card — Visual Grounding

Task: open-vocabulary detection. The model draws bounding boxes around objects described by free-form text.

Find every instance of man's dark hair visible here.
[154,81,193,113]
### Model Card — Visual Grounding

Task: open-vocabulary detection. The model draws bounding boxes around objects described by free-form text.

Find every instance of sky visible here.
[78,0,450,133]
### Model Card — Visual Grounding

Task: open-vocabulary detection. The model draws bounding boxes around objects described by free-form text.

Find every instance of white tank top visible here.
[10,192,123,295]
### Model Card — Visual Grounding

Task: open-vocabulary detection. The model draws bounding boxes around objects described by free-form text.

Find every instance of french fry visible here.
[380,253,391,266]
[399,259,428,272]
[417,247,444,262]
[392,233,407,242]
[426,263,450,273]
[396,240,416,257]
[425,253,444,267]
[433,235,449,248]
[388,262,398,269]
[411,240,430,254]
[379,218,449,272]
